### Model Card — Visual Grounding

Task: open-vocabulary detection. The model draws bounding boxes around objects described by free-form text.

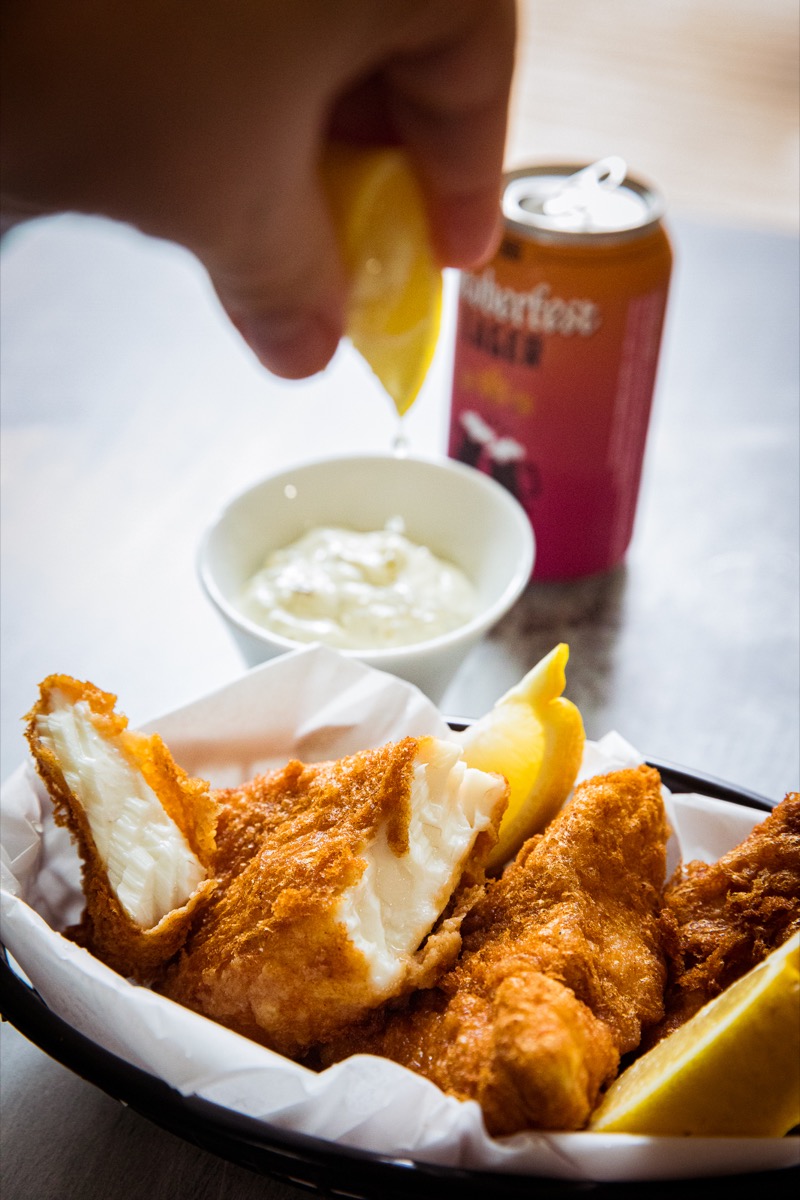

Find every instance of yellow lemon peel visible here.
[322,144,442,416]
[590,931,800,1137]
[457,643,585,872]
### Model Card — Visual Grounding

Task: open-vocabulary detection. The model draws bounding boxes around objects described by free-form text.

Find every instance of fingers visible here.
[2,0,516,382]
[205,0,517,379]
[202,149,347,380]
[212,0,517,378]
[385,0,517,269]
[229,310,342,381]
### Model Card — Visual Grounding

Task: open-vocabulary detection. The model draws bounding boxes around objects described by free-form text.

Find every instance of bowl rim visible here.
[197,451,535,661]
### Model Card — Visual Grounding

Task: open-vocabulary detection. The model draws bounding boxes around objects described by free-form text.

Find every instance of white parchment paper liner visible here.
[1,645,797,1181]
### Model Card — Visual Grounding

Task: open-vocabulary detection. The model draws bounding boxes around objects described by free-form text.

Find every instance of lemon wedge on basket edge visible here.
[456,643,586,873]
[321,144,443,416]
[590,931,800,1137]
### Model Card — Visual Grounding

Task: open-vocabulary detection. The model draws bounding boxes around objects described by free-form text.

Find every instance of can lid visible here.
[503,158,664,240]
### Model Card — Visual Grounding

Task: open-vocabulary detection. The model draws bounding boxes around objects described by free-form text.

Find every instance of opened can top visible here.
[502,158,666,244]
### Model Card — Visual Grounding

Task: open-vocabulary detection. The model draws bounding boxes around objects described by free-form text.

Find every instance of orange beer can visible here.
[448,159,673,579]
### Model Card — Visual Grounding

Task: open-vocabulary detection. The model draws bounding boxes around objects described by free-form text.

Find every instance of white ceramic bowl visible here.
[198,453,534,703]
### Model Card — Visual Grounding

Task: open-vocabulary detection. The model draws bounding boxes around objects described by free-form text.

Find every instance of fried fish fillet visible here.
[161,737,508,1058]
[649,790,800,1044]
[25,676,218,982]
[318,765,669,1134]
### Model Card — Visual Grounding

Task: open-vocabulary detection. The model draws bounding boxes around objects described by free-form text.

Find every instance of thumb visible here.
[203,164,346,380]
[387,1,517,270]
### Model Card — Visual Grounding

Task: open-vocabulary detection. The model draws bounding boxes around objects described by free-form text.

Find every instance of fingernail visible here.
[435,192,504,270]
[234,311,341,380]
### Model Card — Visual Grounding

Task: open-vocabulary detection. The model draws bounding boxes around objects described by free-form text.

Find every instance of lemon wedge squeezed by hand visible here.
[590,931,800,1137]
[322,144,443,416]
[457,643,585,873]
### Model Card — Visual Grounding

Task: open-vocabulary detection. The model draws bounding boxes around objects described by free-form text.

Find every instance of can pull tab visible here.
[541,156,627,217]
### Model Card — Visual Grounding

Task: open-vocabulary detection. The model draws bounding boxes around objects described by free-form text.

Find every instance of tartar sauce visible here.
[239,523,477,650]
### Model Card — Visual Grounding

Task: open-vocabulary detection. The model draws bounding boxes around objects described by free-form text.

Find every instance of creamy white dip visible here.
[239,523,477,650]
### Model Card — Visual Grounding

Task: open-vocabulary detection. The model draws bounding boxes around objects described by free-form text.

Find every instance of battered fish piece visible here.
[650,791,800,1044]
[162,737,508,1058]
[25,676,218,982]
[319,765,669,1135]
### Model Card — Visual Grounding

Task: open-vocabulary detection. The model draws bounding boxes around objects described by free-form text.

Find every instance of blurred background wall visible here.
[508,0,799,233]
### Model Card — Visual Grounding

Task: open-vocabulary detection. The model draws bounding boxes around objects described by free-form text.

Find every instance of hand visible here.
[1,1,516,379]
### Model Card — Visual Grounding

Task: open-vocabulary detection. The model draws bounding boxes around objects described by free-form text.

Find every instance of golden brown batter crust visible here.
[650,790,800,1044]
[25,676,218,983]
[161,738,506,1057]
[319,765,669,1134]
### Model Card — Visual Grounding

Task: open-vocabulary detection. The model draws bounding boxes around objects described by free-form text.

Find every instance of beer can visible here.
[448,159,673,580]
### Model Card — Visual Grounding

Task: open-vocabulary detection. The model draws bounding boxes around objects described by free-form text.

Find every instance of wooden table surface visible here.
[1,210,798,1199]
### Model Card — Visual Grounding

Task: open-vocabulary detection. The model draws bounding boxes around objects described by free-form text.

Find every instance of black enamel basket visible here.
[2,750,797,1199]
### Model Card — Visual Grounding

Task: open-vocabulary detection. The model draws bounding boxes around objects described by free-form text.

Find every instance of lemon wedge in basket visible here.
[590,931,800,1137]
[322,144,443,416]
[457,643,585,873]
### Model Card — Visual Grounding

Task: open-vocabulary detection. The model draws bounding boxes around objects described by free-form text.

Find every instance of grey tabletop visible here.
[1,211,798,1199]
